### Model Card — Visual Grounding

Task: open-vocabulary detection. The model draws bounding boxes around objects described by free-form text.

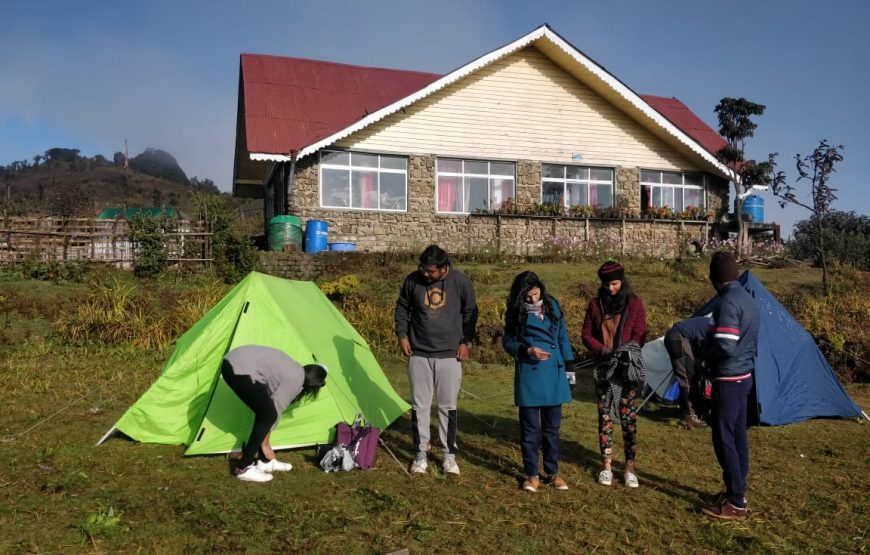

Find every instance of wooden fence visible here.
[0,217,212,267]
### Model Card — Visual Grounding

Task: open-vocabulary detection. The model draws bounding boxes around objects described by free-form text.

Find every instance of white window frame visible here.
[541,164,614,208]
[319,150,408,212]
[435,158,516,214]
[640,170,707,211]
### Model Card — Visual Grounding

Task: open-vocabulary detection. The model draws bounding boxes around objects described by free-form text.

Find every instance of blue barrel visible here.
[304,219,329,253]
[742,195,764,223]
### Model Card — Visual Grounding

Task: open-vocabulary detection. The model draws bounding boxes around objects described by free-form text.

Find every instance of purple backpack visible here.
[334,417,380,470]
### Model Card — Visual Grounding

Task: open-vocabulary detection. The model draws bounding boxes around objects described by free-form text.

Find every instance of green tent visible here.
[99,272,409,455]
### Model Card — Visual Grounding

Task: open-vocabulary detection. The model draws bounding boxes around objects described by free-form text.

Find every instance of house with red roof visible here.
[233,24,733,255]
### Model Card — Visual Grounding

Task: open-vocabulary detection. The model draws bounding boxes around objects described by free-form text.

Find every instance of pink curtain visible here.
[361,173,375,208]
[501,181,512,207]
[589,185,598,206]
[439,177,458,212]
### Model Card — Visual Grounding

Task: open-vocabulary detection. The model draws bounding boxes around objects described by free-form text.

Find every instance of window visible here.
[436,158,515,214]
[640,170,706,212]
[541,164,614,208]
[320,150,408,211]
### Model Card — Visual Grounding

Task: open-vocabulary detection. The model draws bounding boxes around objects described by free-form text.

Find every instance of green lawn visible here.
[0,263,867,553]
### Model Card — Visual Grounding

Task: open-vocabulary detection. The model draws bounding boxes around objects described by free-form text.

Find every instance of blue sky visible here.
[1,0,867,236]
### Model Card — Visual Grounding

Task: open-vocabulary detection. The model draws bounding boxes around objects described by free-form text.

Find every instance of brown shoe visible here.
[550,475,569,490]
[701,499,748,520]
[702,490,748,508]
[522,477,540,493]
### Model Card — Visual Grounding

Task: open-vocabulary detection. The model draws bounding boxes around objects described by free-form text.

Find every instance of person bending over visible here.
[221,345,327,482]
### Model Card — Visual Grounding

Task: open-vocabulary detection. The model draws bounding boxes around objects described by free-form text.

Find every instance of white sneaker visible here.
[597,469,613,486]
[257,458,293,473]
[625,471,639,488]
[442,457,460,475]
[410,456,428,474]
[236,464,273,483]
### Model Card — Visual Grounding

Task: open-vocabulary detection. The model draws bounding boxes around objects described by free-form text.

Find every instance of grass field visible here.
[0,261,867,554]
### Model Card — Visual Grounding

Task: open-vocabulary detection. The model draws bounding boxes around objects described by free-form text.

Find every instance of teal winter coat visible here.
[503,298,574,407]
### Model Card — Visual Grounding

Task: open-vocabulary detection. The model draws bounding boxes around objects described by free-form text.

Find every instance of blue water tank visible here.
[304,219,329,253]
[742,195,764,223]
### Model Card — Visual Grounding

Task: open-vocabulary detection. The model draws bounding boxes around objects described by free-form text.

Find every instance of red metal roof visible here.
[240,54,725,158]
[241,54,440,155]
[639,94,726,155]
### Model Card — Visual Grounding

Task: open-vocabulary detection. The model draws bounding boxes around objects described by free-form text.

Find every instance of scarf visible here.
[593,341,645,421]
[523,300,545,321]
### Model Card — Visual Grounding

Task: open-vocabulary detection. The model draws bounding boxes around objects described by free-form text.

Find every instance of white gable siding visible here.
[336,47,699,171]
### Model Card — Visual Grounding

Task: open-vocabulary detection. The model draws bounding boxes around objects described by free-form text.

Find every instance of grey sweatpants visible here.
[408,356,462,455]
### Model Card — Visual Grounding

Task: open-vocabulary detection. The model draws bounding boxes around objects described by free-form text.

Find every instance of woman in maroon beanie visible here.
[582,261,648,488]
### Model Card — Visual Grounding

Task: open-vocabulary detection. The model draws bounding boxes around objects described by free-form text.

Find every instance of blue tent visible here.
[694,271,862,425]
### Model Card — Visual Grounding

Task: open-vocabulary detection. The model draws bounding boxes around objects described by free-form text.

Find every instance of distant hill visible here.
[1,148,223,217]
[129,148,189,185]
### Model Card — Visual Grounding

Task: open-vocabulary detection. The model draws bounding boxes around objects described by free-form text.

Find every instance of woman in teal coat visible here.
[503,271,574,493]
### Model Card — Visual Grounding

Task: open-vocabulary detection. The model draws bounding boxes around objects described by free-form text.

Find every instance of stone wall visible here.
[257,251,322,281]
[285,154,718,257]
[617,167,641,213]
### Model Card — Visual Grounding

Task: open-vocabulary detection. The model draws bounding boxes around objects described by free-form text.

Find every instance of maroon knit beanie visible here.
[709,251,739,284]
[597,261,625,284]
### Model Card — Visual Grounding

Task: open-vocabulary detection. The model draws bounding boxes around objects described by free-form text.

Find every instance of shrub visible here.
[55,276,226,349]
[1,258,93,283]
[789,210,870,270]
[778,269,870,383]
[129,214,173,278]
[218,234,257,284]
[319,275,361,301]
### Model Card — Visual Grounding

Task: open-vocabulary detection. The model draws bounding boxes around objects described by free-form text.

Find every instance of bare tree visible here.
[771,140,844,296]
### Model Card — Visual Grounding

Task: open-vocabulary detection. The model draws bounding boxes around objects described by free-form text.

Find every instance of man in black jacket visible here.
[700,252,760,520]
[395,245,477,476]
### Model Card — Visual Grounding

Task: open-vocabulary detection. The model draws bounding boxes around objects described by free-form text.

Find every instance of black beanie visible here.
[597,261,625,284]
[709,251,739,284]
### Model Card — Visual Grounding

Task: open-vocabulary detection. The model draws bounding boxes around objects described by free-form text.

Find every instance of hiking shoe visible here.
[704,491,748,507]
[624,471,639,488]
[682,414,708,429]
[442,456,460,476]
[701,499,748,520]
[550,475,569,491]
[257,458,293,473]
[597,470,613,486]
[236,464,273,483]
[523,477,540,493]
[410,455,428,475]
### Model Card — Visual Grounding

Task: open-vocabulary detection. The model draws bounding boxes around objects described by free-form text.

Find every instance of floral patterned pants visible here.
[596,384,638,463]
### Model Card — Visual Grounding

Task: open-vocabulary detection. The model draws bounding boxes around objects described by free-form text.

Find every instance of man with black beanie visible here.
[699,251,759,520]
